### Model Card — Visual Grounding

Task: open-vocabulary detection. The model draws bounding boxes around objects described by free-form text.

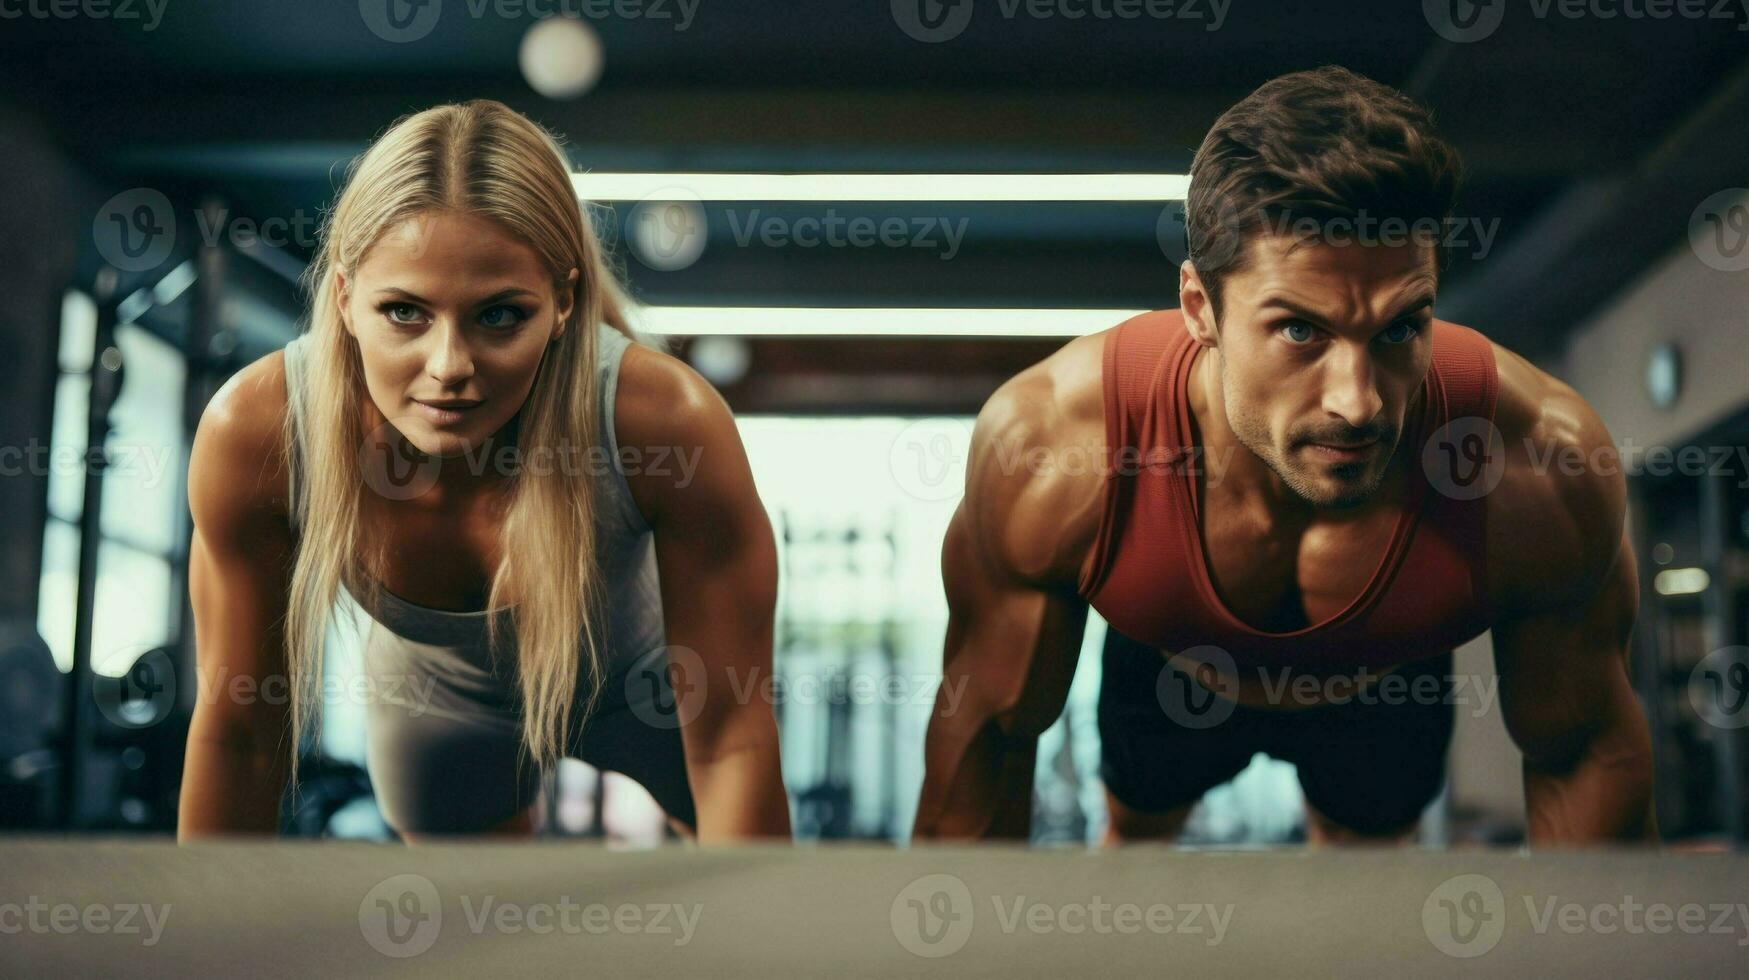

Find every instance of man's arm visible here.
[618,345,791,843]
[1491,368,1656,844]
[912,359,1100,842]
[912,508,1088,841]
[1495,528,1655,843]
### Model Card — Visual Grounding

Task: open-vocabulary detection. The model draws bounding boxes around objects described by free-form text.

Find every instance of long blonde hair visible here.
[285,99,635,784]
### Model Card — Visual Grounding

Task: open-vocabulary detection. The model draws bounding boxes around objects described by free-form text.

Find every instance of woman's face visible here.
[337,209,576,460]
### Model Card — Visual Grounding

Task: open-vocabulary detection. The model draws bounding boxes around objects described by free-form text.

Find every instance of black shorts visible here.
[1097,627,1455,836]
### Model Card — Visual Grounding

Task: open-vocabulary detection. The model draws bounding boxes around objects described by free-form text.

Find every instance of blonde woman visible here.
[177,100,790,842]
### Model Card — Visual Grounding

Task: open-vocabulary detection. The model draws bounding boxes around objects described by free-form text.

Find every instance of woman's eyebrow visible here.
[372,286,540,306]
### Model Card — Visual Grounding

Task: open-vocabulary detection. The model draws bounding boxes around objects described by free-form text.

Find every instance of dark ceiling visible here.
[2,0,1746,407]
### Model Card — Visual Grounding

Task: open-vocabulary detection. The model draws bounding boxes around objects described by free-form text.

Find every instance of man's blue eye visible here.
[1382,320,1421,344]
[1282,322,1316,344]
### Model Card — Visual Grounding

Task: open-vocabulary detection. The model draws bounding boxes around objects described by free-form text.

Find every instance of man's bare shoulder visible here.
[961,329,1109,588]
[1487,340,1629,614]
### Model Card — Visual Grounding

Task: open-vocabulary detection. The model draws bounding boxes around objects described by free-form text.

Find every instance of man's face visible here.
[1193,232,1437,511]
[337,209,574,460]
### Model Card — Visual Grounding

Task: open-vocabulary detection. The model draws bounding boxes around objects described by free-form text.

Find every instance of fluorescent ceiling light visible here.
[575,173,1189,202]
[1653,567,1710,596]
[637,306,1147,338]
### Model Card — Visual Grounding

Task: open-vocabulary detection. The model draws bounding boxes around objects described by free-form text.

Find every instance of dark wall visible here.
[0,100,93,621]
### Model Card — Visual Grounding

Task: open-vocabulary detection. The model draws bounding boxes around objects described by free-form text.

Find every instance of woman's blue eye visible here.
[481,305,528,329]
[385,303,422,324]
[1282,322,1316,344]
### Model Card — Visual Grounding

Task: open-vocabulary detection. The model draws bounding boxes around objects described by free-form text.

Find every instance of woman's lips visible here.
[412,399,482,426]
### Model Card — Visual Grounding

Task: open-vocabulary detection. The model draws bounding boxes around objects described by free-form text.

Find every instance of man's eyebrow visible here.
[1255,292,1435,328]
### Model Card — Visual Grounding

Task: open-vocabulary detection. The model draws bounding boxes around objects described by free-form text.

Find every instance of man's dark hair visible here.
[1184,65,1463,322]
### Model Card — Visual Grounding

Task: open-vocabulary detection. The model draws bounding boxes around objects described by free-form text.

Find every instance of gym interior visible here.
[1,3,1747,975]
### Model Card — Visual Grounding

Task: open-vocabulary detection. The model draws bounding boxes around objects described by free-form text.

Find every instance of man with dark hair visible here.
[913,66,1655,846]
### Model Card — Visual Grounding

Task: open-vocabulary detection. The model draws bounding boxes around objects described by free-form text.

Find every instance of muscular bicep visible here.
[939,504,1088,738]
[1494,529,1641,769]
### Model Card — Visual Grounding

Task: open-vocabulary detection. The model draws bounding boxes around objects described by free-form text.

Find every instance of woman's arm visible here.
[617,345,791,843]
[177,357,297,839]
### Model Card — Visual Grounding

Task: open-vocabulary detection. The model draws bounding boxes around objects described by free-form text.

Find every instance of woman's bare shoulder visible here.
[188,348,295,531]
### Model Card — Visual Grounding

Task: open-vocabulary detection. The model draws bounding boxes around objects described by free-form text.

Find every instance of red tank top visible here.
[1077,310,1499,670]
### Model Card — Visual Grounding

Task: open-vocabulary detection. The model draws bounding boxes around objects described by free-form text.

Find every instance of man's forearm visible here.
[1524,719,1657,844]
[914,719,1037,841]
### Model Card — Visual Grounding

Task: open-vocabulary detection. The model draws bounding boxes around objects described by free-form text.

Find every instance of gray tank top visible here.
[281,322,668,691]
